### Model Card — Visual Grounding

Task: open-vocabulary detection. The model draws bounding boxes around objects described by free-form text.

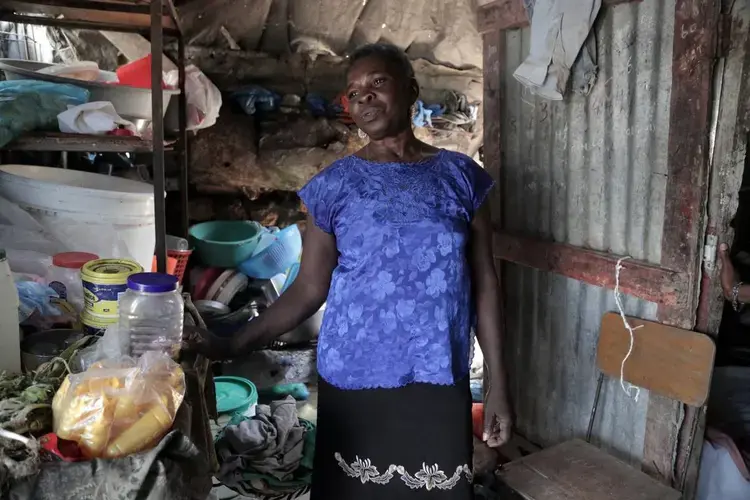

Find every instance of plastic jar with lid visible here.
[47,252,99,313]
[118,273,184,359]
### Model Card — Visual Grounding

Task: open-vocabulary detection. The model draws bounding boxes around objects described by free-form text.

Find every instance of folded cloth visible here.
[513,0,601,100]
[216,396,315,496]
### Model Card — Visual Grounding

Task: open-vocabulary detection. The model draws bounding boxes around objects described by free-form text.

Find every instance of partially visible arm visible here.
[230,217,338,355]
[470,203,511,446]
[719,243,750,304]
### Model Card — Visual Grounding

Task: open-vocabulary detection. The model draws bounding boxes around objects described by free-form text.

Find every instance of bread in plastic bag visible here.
[53,351,185,459]
[70,323,129,373]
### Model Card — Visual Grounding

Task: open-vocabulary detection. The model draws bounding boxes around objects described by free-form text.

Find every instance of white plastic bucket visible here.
[0,165,156,270]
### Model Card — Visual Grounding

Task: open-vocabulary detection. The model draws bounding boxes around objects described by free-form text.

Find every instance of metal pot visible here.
[20,329,85,372]
[253,278,323,346]
[277,304,324,345]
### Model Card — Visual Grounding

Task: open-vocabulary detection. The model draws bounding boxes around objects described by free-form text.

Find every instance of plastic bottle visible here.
[118,273,184,359]
[47,252,99,313]
[0,249,21,373]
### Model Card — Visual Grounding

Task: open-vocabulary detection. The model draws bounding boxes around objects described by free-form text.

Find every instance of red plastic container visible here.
[150,249,192,284]
[472,403,484,439]
[116,54,163,89]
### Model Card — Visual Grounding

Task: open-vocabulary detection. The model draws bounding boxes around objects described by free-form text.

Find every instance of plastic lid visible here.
[127,272,178,293]
[53,252,99,269]
[214,376,258,413]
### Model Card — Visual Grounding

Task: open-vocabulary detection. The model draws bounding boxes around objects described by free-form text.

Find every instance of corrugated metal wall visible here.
[499,0,674,464]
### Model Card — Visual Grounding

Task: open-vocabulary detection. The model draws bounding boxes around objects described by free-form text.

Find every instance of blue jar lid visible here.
[127,272,178,293]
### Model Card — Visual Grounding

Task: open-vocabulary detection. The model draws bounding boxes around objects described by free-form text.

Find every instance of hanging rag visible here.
[514,0,601,100]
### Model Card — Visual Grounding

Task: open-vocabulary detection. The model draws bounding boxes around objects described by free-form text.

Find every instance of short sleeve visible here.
[298,162,344,234]
[459,156,495,214]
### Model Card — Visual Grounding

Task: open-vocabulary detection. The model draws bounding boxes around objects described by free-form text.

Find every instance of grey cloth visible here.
[7,431,210,500]
[514,0,601,100]
[217,397,306,483]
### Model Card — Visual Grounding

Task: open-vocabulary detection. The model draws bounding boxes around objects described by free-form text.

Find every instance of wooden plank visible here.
[476,0,527,34]
[648,0,720,489]
[482,29,503,225]
[2,0,176,32]
[658,0,719,326]
[477,0,643,34]
[499,439,681,500]
[494,232,683,306]
[597,313,715,407]
[4,133,171,153]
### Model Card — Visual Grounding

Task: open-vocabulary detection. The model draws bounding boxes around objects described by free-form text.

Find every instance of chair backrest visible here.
[596,312,716,406]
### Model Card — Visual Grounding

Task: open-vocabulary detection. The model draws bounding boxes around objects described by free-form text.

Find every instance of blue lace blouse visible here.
[298,149,495,390]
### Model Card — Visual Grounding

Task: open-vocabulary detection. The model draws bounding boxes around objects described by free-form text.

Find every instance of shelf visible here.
[0,0,179,34]
[5,132,174,153]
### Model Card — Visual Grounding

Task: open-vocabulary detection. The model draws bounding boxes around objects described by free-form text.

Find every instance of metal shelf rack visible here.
[0,0,189,273]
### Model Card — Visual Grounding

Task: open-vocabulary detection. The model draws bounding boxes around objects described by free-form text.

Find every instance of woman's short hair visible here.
[348,43,415,81]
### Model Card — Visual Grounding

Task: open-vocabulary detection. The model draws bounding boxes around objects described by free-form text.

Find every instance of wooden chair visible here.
[498,312,716,500]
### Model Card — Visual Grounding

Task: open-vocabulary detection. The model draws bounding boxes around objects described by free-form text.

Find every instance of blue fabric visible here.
[412,100,433,128]
[298,149,495,390]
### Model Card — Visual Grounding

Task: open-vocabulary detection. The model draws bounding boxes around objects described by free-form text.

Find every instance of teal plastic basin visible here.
[188,220,263,268]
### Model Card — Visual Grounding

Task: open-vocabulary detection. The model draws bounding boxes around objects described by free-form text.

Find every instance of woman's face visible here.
[346,55,414,140]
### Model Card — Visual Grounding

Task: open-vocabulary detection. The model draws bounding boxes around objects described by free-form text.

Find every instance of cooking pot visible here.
[277,305,325,345]
[20,329,85,372]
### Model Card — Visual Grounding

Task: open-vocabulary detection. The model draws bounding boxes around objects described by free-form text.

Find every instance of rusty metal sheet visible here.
[496,0,675,464]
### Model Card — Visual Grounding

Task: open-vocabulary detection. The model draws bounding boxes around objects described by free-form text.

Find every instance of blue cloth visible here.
[298,149,494,390]
[412,100,433,128]
[232,85,280,115]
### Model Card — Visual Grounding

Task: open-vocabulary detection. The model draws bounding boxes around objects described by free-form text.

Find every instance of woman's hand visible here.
[719,243,738,300]
[183,325,235,360]
[483,383,512,448]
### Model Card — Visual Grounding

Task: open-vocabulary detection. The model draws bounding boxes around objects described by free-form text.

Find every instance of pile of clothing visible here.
[215,396,315,498]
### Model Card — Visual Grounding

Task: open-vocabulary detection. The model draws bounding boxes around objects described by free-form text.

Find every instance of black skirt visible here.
[311,377,473,500]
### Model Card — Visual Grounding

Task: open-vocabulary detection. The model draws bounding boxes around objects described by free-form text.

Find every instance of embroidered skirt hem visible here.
[311,376,473,500]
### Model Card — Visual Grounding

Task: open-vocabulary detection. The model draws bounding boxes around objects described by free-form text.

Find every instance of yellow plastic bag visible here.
[53,351,185,459]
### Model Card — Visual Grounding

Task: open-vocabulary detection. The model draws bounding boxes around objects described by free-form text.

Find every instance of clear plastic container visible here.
[47,252,99,313]
[0,249,21,373]
[118,272,184,360]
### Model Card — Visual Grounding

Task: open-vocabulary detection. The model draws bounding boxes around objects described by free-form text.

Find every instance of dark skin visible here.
[188,54,512,448]
[719,243,750,304]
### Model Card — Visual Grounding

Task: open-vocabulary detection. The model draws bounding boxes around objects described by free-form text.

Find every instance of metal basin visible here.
[0,59,179,122]
[278,305,324,345]
[20,329,85,372]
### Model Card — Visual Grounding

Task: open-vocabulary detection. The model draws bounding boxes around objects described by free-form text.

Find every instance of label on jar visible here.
[48,281,67,300]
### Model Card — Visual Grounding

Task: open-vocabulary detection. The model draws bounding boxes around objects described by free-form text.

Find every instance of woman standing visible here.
[194,43,511,499]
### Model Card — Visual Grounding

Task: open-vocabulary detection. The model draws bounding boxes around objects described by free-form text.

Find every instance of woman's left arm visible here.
[470,202,512,448]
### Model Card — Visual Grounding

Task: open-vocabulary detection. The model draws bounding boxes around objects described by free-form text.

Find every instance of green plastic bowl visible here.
[189,221,263,268]
[215,376,258,414]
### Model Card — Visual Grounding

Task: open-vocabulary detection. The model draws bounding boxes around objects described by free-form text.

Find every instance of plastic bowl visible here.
[189,221,263,268]
[214,376,258,415]
[238,225,302,279]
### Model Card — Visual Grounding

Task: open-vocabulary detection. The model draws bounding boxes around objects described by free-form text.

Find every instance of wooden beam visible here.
[2,0,177,33]
[477,0,528,34]
[493,232,684,306]
[647,0,720,490]
[477,0,643,34]
[482,29,503,225]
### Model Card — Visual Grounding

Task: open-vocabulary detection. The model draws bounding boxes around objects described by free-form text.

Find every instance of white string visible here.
[614,257,643,401]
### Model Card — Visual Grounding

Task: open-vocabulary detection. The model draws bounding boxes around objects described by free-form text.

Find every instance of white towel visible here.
[513,0,601,100]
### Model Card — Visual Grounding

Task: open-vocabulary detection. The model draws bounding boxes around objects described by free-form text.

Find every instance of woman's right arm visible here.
[228,216,338,355]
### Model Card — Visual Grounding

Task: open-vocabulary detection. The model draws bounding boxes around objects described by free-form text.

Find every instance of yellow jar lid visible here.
[81,259,143,284]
